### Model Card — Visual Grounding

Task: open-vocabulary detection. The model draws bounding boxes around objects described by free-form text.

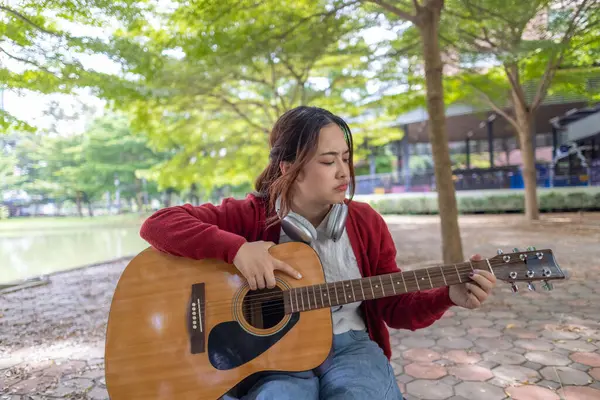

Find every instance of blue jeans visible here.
[222,330,403,400]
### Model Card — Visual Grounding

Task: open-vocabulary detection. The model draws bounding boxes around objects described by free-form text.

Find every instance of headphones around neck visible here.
[275,197,348,244]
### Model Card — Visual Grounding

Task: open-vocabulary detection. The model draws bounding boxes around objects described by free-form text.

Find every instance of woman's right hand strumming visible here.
[233,241,303,290]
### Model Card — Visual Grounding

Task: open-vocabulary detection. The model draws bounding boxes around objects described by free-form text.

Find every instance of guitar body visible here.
[105,242,333,400]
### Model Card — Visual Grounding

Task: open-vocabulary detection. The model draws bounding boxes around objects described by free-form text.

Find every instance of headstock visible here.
[489,247,567,293]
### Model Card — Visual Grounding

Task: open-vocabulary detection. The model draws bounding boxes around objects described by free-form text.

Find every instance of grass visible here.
[0,213,151,233]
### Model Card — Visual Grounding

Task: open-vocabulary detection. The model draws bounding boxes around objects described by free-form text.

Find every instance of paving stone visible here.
[483,350,526,365]
[477,360,499,370]
[461,318,493,328]
[554,339,598,352]
[523,351,571,366]
[537,379,562,390]
[467,328,502,338]
[406,380,453,400]
[514,339,554,352]
[570,351,600,367]
[522,361,543,371]
[440,375,461,386]
[504,385,560,400]
[475,338,513,350]
[542,329,581,340]
[0,357,22,370]
[396,374,414,384]
[436,326,467,337]
[390,361,404,376]
[405,362,447,379]
[88,386,109,400]
[442,350,481,364]
[437,338,474,350]
[557,386,600,400]
[448,365,493,381]
[401,337,436,348]
[504,328,539,339]
[403,348,441,363]
[540,366,593,385]
[571,362,592,372]
[589,367,600,380]
[454,382,506,400]
[492,365,541,385]
[487,311,517,319]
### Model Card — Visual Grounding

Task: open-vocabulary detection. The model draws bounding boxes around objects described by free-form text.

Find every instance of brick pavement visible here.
[1,213,600,399]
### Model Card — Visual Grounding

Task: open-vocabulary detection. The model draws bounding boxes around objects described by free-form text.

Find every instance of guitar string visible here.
[194,259,547,318]
[194,256,539,308]
[197,263,481,310]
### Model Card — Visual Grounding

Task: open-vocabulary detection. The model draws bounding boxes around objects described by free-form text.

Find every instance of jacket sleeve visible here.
[373,212,455,331]
[139,198,254,264]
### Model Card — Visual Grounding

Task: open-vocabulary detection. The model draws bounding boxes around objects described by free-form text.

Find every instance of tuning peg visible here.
[542,280,554,291]
[512,248,519,253]
[510,283,518,293]
[527,246,536,251]
[497,249,504,255]
[527,282,536,291]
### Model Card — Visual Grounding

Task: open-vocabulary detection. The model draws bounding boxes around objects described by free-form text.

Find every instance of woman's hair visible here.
[255,105,356,226]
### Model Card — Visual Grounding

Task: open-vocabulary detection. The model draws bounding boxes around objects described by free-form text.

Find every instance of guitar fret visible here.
[469,260,475,272]
[413,270,420,290]
[313,285,317,307]
[290,289,295,312]
[486,258,496,276]
[379,276,385,296]
[342,281,348,301]
[401,273,408,292]
[369,278,375,299]
[350,280,356,301]
[300,287,305,310]
[389,275,397,294]
[295,288,299,311]
[359,279,366,300]
[426,268,433,288]
[319,283,324,307]
[326,284,331,306]
[334,282,340,305]
[454,264,462,283]
[306,286,311,310]
[440,266,448,285]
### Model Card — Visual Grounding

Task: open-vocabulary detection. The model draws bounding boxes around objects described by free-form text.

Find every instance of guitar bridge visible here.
[188,283,206,354]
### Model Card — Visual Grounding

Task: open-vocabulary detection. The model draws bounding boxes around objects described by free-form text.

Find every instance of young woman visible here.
[139,106,497,400]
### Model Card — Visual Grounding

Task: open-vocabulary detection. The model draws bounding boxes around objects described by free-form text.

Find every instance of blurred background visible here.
[1,0,599,285]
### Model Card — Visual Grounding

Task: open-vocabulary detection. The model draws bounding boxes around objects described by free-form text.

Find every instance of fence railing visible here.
[354,163,599,195]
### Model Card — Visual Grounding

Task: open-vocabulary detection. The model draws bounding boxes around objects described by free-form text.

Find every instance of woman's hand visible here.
[449,254,497,309]
[233,241,303,290]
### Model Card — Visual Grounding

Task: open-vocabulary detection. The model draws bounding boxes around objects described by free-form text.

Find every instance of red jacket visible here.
[139,193,454,359]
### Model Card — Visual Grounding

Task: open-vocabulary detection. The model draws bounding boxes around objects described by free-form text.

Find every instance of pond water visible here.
[0,222,149,284]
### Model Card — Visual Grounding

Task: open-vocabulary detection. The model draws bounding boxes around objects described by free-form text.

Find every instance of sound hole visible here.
[242,287,285,329]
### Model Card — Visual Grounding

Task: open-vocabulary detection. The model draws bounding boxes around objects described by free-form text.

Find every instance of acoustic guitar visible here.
[104,242,566,399]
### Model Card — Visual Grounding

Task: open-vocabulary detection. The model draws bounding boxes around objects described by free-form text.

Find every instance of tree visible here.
[0,0,150,132]
[113,0,387,194]
[364,0,464,263]
[442,0,600,220]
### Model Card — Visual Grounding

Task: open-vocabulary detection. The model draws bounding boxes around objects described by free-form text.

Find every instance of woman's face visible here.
[293,123,350,207]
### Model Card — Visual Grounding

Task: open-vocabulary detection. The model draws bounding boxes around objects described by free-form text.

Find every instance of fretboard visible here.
[283,259,492,313]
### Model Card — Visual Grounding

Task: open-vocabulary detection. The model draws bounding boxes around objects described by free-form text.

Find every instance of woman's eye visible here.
[321,161,335,165]
[343,159,349,163]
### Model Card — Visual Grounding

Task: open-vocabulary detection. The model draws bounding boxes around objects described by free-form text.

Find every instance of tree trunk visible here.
[512,91,539,220]
[75,191,83,218]
[418,5,464,263]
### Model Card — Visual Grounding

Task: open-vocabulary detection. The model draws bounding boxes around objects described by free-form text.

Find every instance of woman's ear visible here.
[279,161,290,175]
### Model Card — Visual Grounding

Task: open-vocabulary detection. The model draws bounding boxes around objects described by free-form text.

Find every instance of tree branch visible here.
[530,0,591,111]
[0,5,60,36]
[0,46,55,75]
[366,0,417,23]
[503,63,527,110]
[209,94,269,134]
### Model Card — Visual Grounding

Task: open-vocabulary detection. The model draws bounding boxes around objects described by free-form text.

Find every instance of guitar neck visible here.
[284,259,491,313]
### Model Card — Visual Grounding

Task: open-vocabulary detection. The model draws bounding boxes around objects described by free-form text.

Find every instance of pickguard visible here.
[207,313,300,370]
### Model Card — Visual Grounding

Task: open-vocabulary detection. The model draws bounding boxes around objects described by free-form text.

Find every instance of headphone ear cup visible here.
[281,212,317,244]
[326,203,348,242]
